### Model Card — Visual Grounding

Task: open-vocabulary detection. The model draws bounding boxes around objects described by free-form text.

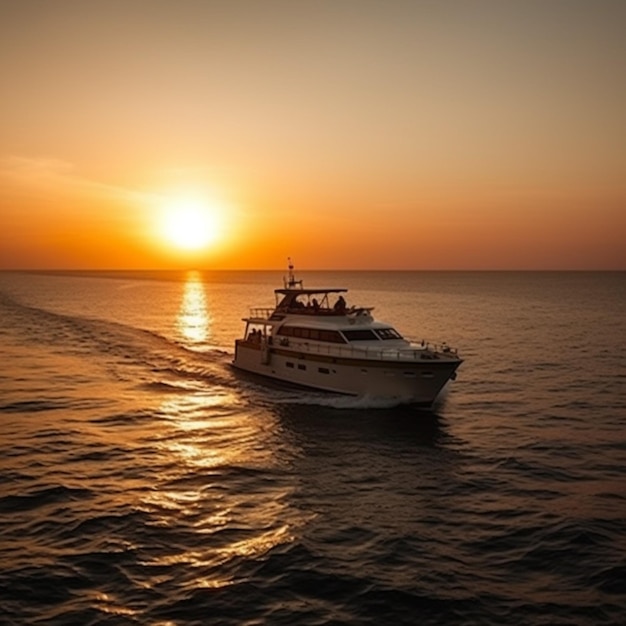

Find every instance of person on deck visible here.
[334,295,347,313]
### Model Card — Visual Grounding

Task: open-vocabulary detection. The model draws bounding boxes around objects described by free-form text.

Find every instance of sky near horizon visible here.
[1,0,624,270]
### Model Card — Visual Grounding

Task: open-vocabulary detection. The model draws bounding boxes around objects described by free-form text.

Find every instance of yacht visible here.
[232,262,462,406]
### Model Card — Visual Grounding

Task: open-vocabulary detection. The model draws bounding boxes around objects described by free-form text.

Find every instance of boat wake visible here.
[0,290,236,394]
[273,391,422,410]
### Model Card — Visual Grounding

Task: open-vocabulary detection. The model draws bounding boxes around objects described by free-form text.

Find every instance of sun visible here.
[158,195,221,251]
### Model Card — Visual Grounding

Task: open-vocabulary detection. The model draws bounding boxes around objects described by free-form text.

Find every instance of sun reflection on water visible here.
[137,272,303,588]
[176,271,211,346]
[138,388,300,590]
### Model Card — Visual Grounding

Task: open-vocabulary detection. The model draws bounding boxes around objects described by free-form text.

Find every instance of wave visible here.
[0,485,94,513]
[273,391,420,410]
[0,399,74,414]
[0,290,236,394]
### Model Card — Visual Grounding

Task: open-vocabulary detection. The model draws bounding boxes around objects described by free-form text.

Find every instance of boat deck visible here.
[238,336,459,363]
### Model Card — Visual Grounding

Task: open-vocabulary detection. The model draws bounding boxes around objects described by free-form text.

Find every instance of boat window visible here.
[277,327,346,343]
[318,330,345,343]
[375,328,403,340]
[342,329,379,341]
[297,363,306,370]
[286,362,294,368]
[318,367,330,374]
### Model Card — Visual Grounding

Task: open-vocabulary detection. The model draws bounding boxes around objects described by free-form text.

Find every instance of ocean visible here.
[0,270,624,625]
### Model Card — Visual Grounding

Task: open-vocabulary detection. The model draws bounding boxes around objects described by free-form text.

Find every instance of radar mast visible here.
[284,257,303,289]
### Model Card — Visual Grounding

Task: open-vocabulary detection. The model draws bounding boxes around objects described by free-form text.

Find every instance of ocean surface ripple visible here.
[0,270,625,625]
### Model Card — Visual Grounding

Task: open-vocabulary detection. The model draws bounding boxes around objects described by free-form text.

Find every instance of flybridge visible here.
[274,287,350,315]
[277,259,349,311]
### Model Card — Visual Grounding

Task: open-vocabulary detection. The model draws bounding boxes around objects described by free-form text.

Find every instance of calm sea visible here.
[0,270,625,625]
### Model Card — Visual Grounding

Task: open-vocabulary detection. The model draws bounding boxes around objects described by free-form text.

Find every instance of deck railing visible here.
[270,338,458,362]
[247,306,363,319]
[248,307,275,320]
[243,309,459,360]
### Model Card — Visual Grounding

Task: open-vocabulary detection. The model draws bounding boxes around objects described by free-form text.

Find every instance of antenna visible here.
[284,257,303,289]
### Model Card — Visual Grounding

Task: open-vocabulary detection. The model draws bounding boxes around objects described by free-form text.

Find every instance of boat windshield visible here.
[342,328,404,342]
[342,329,378,341]
[375,328,403,340]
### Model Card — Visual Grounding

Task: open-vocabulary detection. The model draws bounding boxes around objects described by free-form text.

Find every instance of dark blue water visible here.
[1,270,625,625]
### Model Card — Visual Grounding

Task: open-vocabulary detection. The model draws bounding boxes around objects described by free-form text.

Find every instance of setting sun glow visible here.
[159,196,221,252]
[0,2,624,270]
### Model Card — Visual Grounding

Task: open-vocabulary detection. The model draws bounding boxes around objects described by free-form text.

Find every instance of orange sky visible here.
[1,0,624,270]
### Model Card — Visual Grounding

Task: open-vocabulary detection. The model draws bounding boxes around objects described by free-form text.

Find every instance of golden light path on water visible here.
[143,392,297,590]
[136,274,300,591]
[176,271,211,345]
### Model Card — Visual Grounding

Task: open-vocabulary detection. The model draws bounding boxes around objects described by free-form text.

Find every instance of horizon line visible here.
[2,267,624,273]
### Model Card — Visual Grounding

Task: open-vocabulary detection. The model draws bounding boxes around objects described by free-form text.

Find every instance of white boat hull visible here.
[233,341,460,406]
